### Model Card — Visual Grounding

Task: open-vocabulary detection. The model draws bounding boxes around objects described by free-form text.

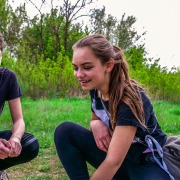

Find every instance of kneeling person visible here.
[0,33,39,179]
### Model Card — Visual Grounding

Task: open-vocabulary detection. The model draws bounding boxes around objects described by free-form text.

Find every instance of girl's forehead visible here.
[73,47,98,63]
[73,47,92,56]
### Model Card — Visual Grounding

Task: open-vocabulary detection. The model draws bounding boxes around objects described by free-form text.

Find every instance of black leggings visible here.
[0,130,39,170]
[54,121,170,180]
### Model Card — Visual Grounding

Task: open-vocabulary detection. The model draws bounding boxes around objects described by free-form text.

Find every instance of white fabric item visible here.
[92,98,110,128]
[0,170,10,180]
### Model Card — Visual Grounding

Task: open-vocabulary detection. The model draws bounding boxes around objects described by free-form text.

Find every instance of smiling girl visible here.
[54,34,171,180]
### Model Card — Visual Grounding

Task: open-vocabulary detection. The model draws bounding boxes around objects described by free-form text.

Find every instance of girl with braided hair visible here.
[54,34,170,180]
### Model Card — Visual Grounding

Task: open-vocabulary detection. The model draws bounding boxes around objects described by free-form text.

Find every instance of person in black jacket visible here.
[0,33,39,180]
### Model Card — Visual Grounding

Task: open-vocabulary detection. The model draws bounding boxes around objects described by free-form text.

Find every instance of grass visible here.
[151,100,180,136]
[0,97,180,179]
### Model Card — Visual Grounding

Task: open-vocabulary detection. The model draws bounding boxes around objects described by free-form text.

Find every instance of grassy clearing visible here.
[0,98,180,179]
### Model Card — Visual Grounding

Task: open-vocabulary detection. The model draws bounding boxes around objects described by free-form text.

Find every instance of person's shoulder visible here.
[0,68,18,85]
[139,90,151,102]
[0,68,15,74]
[2,68,17,78]
[4,68,16,75]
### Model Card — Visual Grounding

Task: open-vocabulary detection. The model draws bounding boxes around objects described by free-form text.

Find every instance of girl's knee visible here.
[54,122,74,136]
[54,121,77,145]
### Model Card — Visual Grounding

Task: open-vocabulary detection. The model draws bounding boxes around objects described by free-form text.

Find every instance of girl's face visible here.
[72,47,110,92]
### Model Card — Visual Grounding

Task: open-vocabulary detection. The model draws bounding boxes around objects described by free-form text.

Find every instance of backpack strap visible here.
[145,135,174,180]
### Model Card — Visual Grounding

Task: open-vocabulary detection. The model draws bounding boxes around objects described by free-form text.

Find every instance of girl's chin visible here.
[82,86,91,91]
[81,85,95,91]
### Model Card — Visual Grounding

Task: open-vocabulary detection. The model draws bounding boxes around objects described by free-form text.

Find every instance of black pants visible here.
[0,130,39,170]
[54,121,170,180]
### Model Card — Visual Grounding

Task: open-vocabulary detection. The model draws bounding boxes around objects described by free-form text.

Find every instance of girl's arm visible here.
[90,125,137,180]
[8,97,25,157]
[90,112,113,152]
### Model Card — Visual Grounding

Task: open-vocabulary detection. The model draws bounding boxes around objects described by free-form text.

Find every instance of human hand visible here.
[90,120,113,153]
[0,139,11,159]
[8,136,22,158]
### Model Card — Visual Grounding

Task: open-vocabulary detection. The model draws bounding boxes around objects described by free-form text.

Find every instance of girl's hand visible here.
[90,120,113,153]
[0,139,11,159]
[8,136,22,157]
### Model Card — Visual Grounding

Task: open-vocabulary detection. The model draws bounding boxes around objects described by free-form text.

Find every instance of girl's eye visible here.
[84,67,92,70]
[73,66,78,71]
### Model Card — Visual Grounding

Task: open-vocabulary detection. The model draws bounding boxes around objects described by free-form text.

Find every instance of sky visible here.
[11,0,180,70]
[95,0,180,70]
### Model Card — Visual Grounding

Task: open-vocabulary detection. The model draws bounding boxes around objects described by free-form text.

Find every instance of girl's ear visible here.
[106,58,114,73]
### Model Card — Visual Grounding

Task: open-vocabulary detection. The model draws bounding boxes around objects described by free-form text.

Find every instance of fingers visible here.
[108,129,113,138]
[1,139,11,149]
[100,131,112,150]
[9,144,22,157]
[0,150,9,159]
[95,134,111,153]
[8,137,22,158]
[96,139,108,153]
[0,138,22,159]
[90,120,113,152]
[0,140,10,159]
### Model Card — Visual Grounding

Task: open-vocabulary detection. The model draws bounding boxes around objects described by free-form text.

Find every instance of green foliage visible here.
[0,49,15,68]
[13,48,83,99]
[0,0,11,37]
[126,46,180,102]
[0,0,180,102]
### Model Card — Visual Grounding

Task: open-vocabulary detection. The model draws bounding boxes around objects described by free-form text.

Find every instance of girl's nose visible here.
[76,70,85,78]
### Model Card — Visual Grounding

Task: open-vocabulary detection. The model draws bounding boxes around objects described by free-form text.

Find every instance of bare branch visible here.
[72,14,88,21]
[27,0,42,15]
[70,0,92,22]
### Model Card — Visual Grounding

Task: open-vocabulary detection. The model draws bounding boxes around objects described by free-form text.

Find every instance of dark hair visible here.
[73,34,145,130]
[0,33,4,51]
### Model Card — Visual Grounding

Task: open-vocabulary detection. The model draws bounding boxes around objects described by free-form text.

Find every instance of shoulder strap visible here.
[99,92,111,119]
[145,135,174,180]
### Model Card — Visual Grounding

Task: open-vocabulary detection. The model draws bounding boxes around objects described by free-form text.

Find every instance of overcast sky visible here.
[11,0,180,69]
[95,0,180,70]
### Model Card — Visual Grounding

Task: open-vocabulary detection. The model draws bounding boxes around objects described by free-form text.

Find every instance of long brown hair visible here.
[73,34,145,130]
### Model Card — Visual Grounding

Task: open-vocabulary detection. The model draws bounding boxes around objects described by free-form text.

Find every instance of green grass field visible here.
[1,98,180,179]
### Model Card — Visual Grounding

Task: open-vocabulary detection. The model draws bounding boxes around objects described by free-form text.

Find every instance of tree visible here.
[90,7,146,51]
[90,6,106,35]
[114,13,146,51]
[0,1,29,56]
[90,7,117,42]
[0,0,11,36]
[24,0,47,57]
[0,0,12,48]
[25,0,95,54]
